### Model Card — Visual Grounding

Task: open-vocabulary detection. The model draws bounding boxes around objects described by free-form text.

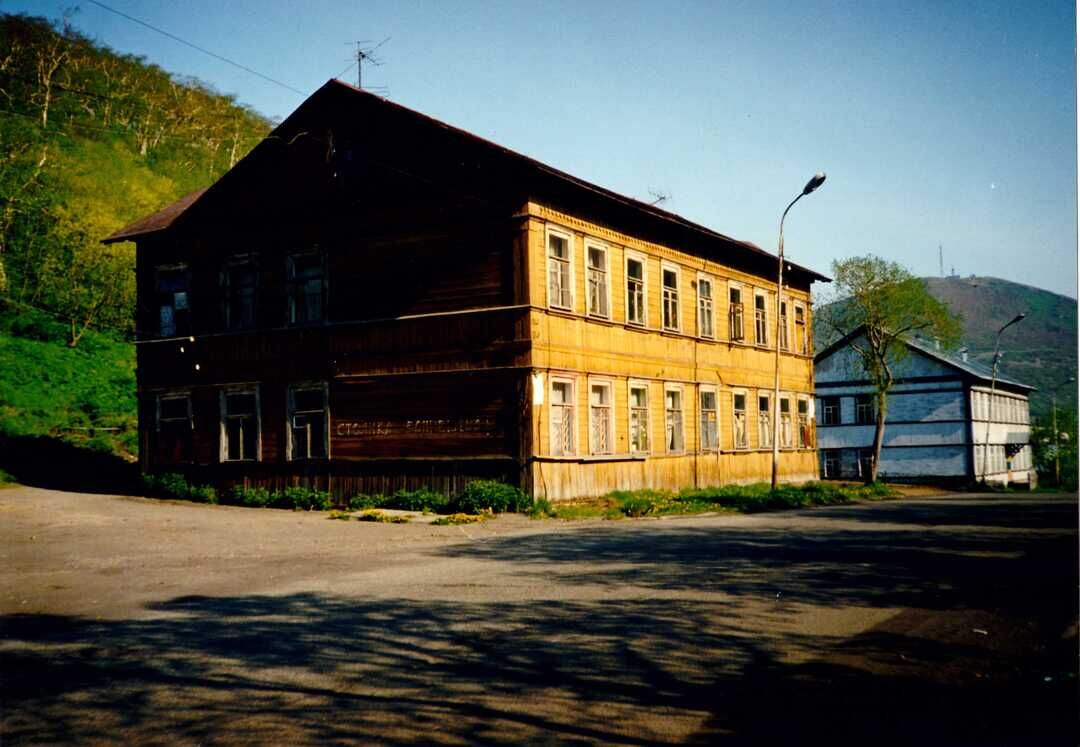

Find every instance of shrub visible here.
[349,493,389,510]
[144,472,190,500]
[387,488,449,513]
[0,468,15,486]
[527,496,556,518]
[188,483,218,504]
[231,485,276,508]
[282,486,332,511]
[453,480,530,514]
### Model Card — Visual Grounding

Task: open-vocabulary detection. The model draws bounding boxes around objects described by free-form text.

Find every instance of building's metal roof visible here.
[102,188,208,244]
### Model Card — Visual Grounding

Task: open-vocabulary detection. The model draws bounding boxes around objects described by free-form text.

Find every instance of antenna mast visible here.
[349,38,390,90]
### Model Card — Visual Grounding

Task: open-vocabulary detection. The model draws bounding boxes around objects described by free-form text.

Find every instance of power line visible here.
[85,0,307,97]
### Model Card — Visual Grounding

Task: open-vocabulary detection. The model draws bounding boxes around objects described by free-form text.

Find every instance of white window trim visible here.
[219,385,261,463]
[286,381,330,461]
[549,375,577,457]
[696,272,716,339]
[732,388,749,450]
[587,377,615,455]
[661,262,681,332]
[583,238,613,320]
[545,225,575,312]
[627,379,651,455]
[797,395,812,449]
[699,384,719,451]
[757,390,773,450]
[624,249,649,327]
[664,383,686,454]
[728,281,745,342]
[779,394,794,449]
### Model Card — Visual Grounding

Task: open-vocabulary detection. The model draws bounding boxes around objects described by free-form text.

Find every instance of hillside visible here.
[815,275,1077,420]
[0,12,271,459]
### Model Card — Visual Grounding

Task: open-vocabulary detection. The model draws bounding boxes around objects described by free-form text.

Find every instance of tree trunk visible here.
[870,394,888,483]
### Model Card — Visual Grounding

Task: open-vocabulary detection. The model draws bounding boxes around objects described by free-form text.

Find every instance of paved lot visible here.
[1,487,1076,745]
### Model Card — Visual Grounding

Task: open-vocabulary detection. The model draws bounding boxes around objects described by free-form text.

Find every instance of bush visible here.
[188,483,218,504]
[527,496,556,518]
[452,480,530,514]
[281,486,332,511]
[386,488,449,513]
[349,493,389,510]
[231,485,276,508]
[143,472,190,500]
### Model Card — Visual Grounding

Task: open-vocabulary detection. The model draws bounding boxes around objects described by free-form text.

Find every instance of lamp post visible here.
[771,172,826,491]
[980,313,1025,484]
[1049,376,1075,486]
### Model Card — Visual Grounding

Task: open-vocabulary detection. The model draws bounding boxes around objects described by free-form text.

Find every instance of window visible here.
[629,382,650,453]
[223,256,258,331]
[779,301,790,350]
[589,381,614,454]
[626,253,646,326]
[220,388,259,462]
[665,386,685,452]
[822,449,841,478]
[780,397,793,448]
[547,228,573,310]
[585,242,610,319]
[820,397,841,425]
[662,264,680,331]
[754,292,768,345]
[288,253,325,325]
[797,398,811,448]
[794,304,808,354]
[155,266,190,337]
[697,274,715,338]
[288,384,328,460]
[156,393,193,463]
[733,392,748,449]
[700,387,719,450]
[729,286,745,341]
[855,394,875,424]
[857,449,874,479]
[550,378,575,456]
[758,394,772,448]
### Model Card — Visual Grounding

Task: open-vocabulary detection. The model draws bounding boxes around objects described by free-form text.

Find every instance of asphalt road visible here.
[1,487,1076,745]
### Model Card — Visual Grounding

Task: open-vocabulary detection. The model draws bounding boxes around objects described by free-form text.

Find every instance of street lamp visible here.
[771,172,826,491]
[1049,376,1075,486]
[980,313,1025,484]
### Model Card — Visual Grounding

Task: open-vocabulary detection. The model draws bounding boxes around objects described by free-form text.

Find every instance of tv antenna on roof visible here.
[647,188,670,206]
[347,38,390,90]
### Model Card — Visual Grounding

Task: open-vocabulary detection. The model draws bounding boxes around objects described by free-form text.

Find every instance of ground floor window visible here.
[733,392,748,449]
[822,449,841,478]
[589,381,614,455]
[665,385,685,453]
[629,382,649,453]
[289,384,328,460]
[221,388,259,462]
[156,392,193,463]
[550,378,575,456]
[857,448,874,479]
[700,387,718,450]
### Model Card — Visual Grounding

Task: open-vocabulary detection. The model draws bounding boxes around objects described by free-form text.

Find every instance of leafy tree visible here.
[820,255,962,482]
[1031,406,1078,490]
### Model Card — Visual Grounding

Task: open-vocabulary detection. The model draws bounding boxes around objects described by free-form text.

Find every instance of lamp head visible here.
[803,172,827,195]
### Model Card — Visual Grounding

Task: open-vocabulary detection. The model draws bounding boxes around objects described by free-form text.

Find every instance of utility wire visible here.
[85,0,307,97]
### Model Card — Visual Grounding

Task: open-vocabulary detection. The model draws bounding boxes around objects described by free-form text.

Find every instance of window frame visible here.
[779,396,794,449]
[699,385,719,451]
[664,383,685,454]
[820,396,841,426]
[729,284,745,341]
[549,376,576,457]
[822,448,841,478]
[778,299,790,351]
[696,272,715,339]
[753,290,768,346]
[628,380,650,454]
[855,394,876,425]
[287,250,326,326]
[156,391,194,464]
[154,264,191,338]
[757,392,772,449]
[287,382,330,461]
[221,254,259,332]
[732,390,749,450]
[797,396,812,449]
[219,385,261,463]
[545,225,575,312]
[584,239,612,320]
[625,250,648,327]
[661,262,681,333]
[794,302,808,355]
[588,378,615,455]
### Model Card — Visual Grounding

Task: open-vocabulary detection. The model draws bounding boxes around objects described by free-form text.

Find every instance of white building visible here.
[814,330,1036,486]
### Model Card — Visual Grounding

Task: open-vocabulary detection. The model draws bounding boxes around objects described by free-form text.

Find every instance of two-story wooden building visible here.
[105,79,828,502]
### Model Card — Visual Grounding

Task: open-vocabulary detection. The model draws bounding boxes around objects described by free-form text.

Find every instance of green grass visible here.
[0,309,136,460]
[0,467,16,487]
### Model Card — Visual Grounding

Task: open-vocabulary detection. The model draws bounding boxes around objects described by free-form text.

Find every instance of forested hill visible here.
[0,12,272,344]
[0,12,271,463]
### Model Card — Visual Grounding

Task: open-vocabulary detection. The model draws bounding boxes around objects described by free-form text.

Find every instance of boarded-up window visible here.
[221,389,259,461]
[156,266,190,337]
[626,255,645,325]
[586,244,609,318]
[629,382,649,453]
[288,253,325,325]
[700,388,718,450]
[547,231,572,310]
[665,386,684,453]
[289,384,328,460]
[550,379,575,456]
[589,382,613,454]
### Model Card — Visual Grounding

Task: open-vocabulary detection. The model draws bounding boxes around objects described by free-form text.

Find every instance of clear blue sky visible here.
[14,0,1079,298]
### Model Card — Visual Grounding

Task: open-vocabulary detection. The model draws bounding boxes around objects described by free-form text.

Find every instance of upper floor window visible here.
[855,394,875,424]
[586,242,610,319]
[729,286,745,341]
[733,392,748,449]
[223,256,258,331]
[754,292,768,346]
[629,381,650,453]
[794,304,808,354]
[779,301,790,351]
[289,384,328,460]
[664,385,684,452]
[626,253,646,326]
[820,396,841,425]
[550,378,575,456]
[220,388,259,462]
[758,393,772,448]
[662,264,680,332]
[155,265,190,337]
[697,274,715,339]
[700,387,719,450]
[288,252,325,325]
[547,228,573,310]
[589,381,614,454]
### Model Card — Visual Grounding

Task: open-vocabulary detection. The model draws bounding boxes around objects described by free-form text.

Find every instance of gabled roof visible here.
[815,325,1035,391]
[103,80,829,284]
